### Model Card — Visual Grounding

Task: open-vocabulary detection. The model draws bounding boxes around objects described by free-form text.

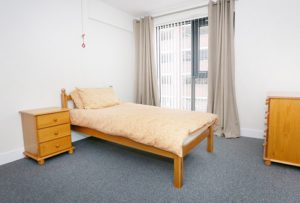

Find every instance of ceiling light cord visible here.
[81,0,87,48]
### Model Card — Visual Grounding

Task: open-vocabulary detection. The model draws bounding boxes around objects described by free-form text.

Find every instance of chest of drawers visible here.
[20,107,74,165]
[264,96,300,167]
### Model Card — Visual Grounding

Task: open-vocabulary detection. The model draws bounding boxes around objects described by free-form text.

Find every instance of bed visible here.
[61,88,217,188]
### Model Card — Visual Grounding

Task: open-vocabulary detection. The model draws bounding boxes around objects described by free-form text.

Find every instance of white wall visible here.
[235,0,300,138]
[0,0,136,165]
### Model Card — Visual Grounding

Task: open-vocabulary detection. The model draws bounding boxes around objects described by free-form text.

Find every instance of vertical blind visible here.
[156,18,208,112]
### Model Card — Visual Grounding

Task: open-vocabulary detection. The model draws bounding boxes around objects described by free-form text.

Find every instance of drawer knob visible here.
[54,132,59,136]
[56,145,60,148]
[53,118,58,122]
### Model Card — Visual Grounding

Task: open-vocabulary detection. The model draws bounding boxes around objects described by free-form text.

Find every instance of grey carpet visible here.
[0,136,300,203]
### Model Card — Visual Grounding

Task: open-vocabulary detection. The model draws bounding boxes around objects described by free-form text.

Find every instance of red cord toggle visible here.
[81,33,86,48]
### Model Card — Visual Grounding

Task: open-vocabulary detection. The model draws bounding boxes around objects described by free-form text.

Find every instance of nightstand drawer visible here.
[39,136,71,156]
[37,112,70,129]
[37,124,71,143]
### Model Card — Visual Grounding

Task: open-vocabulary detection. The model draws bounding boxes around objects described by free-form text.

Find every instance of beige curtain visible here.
[134,17,159,106]
[207,0,240,138]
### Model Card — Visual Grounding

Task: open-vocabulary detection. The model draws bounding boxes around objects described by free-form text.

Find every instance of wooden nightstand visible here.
[20,107,74,165]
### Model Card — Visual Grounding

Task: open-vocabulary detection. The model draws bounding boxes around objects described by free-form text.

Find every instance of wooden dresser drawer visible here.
[37,124,71,143]
[39,136,71,157]
[37,112,70,129]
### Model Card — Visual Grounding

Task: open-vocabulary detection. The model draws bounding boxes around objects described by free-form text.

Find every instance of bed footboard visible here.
[175,125,214,188]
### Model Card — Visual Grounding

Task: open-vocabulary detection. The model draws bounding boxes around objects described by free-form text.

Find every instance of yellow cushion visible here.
[77,87,120,109]
[70,90,84,109]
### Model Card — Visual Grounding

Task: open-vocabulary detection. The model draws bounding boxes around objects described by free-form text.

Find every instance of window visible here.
[160,27,174,41]
[156,17,208,112]
[182,50,191,62]
[161,74,172,84]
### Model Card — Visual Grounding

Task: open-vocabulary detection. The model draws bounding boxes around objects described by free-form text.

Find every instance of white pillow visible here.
[77,87,120,109]
[70,90,84,109]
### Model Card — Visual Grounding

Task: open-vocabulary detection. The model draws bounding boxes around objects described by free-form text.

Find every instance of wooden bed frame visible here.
[61,89,214,188]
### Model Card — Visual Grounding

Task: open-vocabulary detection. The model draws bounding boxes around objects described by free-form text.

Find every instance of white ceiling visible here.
[99,0,204,17]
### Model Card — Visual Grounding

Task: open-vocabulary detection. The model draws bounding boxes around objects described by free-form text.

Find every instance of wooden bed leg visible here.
[174,156,183,188]
[207,126,214,153]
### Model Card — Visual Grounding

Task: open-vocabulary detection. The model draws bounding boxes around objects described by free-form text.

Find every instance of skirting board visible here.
[0,128,262,166]
[0,132,87,166]
[0,148,25,166]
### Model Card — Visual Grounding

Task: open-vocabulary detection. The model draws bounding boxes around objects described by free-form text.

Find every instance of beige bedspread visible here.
[70,103,218,157]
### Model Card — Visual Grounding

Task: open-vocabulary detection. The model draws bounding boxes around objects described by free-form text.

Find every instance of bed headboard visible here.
[61,89,73,108]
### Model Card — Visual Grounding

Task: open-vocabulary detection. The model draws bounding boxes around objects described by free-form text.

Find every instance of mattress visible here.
[70,103,217,156]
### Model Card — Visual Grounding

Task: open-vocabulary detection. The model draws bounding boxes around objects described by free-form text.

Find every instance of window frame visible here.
[191,17,208,110]
[192,17,208,79]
